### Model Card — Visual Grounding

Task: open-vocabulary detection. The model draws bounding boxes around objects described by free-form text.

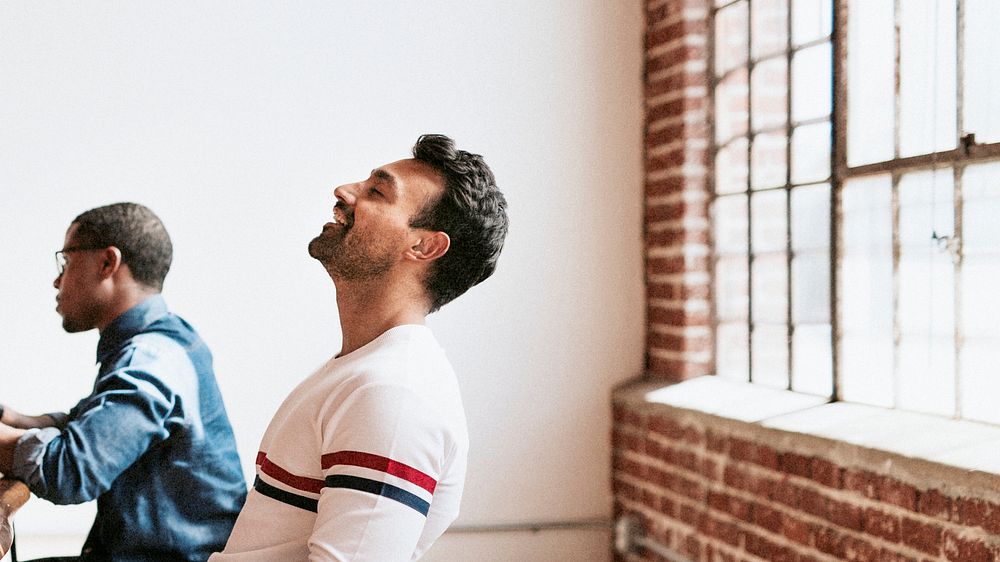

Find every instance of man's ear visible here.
[98,246,124,280]
[406,231,450,263]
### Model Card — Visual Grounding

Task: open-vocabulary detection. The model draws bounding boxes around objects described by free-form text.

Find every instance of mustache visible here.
[334,202,354,226]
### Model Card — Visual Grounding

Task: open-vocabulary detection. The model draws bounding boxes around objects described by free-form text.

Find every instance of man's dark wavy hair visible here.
[73,202,173,292]
[410,134,509,313]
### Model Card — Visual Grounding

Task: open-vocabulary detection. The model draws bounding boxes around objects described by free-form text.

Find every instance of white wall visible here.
[0,2,644,559]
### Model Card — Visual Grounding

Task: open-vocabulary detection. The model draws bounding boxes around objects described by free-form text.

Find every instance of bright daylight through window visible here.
[710,0,1000,424]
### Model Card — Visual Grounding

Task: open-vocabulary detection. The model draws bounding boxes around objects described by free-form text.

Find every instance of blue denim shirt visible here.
[10,295,247,561]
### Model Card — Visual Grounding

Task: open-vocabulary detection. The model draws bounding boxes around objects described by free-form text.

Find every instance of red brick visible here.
[826,499,864,531]
[797,486,827,518]
[646,200,709,223]
[701,457,720,481]
[646,355,711,380]
[917,489,952,520]
[646,44,709,75]
[781,515,814,546]
[955,497,1000,534]
[647,281,711,301]
[645,226,710,248]
[842,535,881,562]
[708,490,752,522]
[863,508,902,542]
[770,478,798,507]
[666,473,705,502]
[779,452,812,478]
[878,476,918,511]
[752,503,782,533]
[641,488,660,510]
[942,530,1000,562]
[706,431,728,453]
[843,469,878,499]
[699,514,740,546]
[745,533,796,562]
[646,18,708,51]
[815,527,847,558]
[647,305,710,326]
[648,416,703,444]
[729,438,779,470]
[644,174,685,196]
[677,503,704,526]
[901,517,942,556]
[875,551,919,562]
[811,458,843,488]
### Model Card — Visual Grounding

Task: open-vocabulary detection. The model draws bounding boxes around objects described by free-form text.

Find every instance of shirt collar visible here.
[96,295,169,364]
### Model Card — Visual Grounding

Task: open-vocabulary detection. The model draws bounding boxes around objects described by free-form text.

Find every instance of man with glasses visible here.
[0,202,246,561]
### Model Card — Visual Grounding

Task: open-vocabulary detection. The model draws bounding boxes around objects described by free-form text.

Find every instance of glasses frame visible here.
[55,246,106,276]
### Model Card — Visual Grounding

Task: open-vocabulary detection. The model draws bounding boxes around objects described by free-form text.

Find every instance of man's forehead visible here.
[377,158,443,197]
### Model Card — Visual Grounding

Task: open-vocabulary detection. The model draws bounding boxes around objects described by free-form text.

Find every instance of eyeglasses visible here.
[55,247,105,276]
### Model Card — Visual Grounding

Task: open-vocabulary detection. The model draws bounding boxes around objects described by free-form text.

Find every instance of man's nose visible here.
[333,183,357,206]
[53,272,62,289]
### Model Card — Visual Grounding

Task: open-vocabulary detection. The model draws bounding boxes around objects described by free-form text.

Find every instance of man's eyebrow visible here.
[371,168,399,192]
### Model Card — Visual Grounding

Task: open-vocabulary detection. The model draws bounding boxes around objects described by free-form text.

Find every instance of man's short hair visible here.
[410,134,509,313]
[73,202,173,292]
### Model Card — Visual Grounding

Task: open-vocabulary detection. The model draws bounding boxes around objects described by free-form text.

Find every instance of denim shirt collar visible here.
[96,295,169,364]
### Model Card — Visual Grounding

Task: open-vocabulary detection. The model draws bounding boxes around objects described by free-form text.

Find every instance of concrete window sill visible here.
[624,375,1000,488]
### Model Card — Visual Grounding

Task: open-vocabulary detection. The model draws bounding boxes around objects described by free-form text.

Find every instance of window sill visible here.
[622,375,1000,488]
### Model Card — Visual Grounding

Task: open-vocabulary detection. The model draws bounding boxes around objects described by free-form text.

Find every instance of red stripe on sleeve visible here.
[321,450,437,494]
[255,451,266,466]
[258,455,325,494]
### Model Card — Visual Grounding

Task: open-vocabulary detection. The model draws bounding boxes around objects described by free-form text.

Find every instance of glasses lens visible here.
[55,251,67,274]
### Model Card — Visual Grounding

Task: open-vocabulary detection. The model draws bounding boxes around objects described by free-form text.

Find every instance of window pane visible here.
[752,0,789,59]
[716,256,749,321]
[715,138,749,195]
[716,69,749,143]
[751,57,788,131]
[752,324,789,388]
[961,339,1000,424]
[752,252,788,324]
[960,162,1000,423]
[792,252,829,324]
[791,121,830,184]
[840,175,893,406]
[751,132,787,190]
[716,1,749,77]
[899,0,957,157]
[847,0,894,166]
[791,43,832,123]
[714,194,749,254]
[897,169,955,416]
[964,0,1000,143]
[790,183,830,252]
[791,0,832,46]
[898,338,955,416]
[751,189,787,253]
[792,324,832,396]
[716,322,749,381]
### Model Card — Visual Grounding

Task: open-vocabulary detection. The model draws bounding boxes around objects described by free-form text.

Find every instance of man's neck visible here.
[334,279,428,357]
[96,288,159,334]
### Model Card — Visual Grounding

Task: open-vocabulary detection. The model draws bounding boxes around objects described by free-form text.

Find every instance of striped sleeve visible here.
[309,383,446,561]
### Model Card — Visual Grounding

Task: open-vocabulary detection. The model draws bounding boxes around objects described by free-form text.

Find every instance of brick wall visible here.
[611,394,1000,562]
[644,0,712,381]
[618,0,1000,560]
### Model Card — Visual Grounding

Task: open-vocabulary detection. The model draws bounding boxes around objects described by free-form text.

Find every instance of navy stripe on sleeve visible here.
[254,476,319,513]
[325,474,430,516]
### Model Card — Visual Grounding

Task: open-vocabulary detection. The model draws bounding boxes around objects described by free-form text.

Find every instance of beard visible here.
[309,225,395,281]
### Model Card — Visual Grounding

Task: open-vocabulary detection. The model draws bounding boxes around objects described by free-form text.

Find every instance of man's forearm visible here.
[0,406,60,430]
[0,423,27,474]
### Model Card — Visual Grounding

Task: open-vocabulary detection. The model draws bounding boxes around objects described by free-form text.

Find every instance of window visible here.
[710,0,1000,424]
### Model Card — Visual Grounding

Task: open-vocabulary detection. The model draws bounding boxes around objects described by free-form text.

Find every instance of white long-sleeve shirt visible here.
[211,325,469,561]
